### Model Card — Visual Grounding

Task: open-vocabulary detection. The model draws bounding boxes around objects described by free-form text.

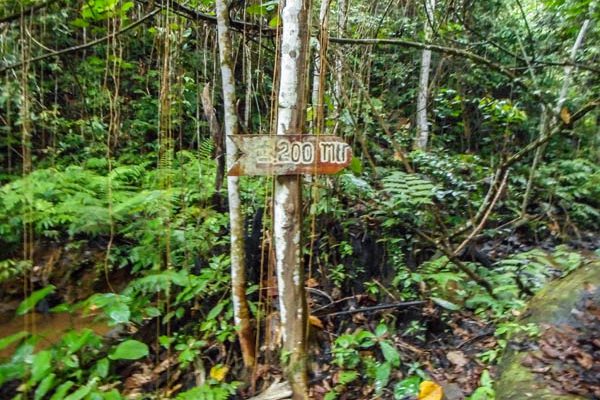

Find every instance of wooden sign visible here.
[227,135,352,176]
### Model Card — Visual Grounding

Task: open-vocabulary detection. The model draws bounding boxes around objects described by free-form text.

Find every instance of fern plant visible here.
[381,171,436,208]
[537,158,600,228]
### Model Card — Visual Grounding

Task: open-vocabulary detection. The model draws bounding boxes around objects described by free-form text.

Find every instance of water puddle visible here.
[0,311,110,360]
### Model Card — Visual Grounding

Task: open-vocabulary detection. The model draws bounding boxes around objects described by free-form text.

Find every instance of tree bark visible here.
[274,0,310,397]
[200,84,225,198]
[414,0,435,150]
[311,0,330,134]
[331,0,347,134]
[215,0,255,370]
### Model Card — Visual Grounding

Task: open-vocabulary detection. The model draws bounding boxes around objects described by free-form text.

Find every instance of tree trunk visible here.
[274,0,311,397]
[215,0,255,370]
[520,18,591,216]
[331,0,347,134]
[200,84,225,199]
[311,0,330,134]
[414,0,435,150]
[554,19,590,114]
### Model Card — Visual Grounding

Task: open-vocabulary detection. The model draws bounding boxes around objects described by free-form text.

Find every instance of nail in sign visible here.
[227,135,352,176]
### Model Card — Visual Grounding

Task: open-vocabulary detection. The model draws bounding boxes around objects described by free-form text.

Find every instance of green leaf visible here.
[0,331,28,351]
[375,323,389,337]
[30,350,52,383]
[269,15,280,28]
[121,1,134,12]
[356,330,376,347]
[64,384,93,400]
[324,392,338,400]
[16,285,55,316]
[431,297,461,311]
[480,369,493,386]
[34,373,56,400]
[159,335,175,348]
[49,303,71,313]
[374,361,391,395]
[109,340,149,360]
[379,341,400,367]
[206,301,225,320]
[0,361,26,386]
[144,306,161,317]
[107,301,130,324]
[101,389,123,400]
[87,293,131,325]
[338,370,358,385]
[246,4,267,16]
[394,376,420,398]
[71,18,90,28]
[49,381,75,400]
[468,386,495,400]
[92,358,110,379]
[349,156,362,174]
[62,329,99,354]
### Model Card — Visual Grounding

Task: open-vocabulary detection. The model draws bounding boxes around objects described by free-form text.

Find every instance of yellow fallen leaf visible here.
[306,277,319,288]
[418,380,443,400]
[309,315,324,329]
[210,364,229,382]
[560,106,571,124]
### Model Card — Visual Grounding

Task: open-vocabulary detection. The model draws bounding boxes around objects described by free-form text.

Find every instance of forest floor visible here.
[1,233,599,399]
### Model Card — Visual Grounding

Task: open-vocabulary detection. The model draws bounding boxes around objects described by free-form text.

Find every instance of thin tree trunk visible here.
[244,44,252,130]
[520,18,591,216]
[311,0,330,134]
[200,84,225,198]
[274,0,310,397]
[414,0,435,150]
[331,0,346,134]
[215,0,255,370]
[555,19,590,114]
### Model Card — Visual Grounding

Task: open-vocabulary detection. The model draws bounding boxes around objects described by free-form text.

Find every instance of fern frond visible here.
[382,172,435,208]
[198,138,215,161]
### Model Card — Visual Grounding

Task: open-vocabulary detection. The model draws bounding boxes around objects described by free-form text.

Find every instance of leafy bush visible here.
[537,158,600,228]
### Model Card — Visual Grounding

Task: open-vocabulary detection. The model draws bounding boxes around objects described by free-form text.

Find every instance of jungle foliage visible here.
[0,0,599,398]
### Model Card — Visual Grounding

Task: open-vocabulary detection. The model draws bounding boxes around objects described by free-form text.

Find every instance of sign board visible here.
[227,135,352,176]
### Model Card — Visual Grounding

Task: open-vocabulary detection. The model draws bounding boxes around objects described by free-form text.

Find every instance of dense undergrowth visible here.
[0,147,598,399]
[1,0,599,398]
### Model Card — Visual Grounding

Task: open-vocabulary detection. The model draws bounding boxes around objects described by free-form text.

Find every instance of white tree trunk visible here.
[520,18,591,216]
[414,0,435,150]
[555,19,590,114]
[274,0,310,397]
[215,0,255,369]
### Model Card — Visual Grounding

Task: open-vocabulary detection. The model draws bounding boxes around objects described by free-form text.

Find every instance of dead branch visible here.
[503,99,600,169]
[330,37,600,78]
[141,0,274,34]
[452,169,509,256]
[416,230,496,298]
[318,301,426,317]
[330,37,532,97]
[343,63,413,173]
[437,98,598,247]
